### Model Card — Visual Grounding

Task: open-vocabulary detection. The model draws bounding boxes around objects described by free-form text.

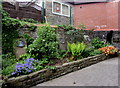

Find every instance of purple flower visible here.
[35,59,39,62]
[12,72,16,75]
[28,70,32,73]
[12,58,38,76]
[24,58,35,62]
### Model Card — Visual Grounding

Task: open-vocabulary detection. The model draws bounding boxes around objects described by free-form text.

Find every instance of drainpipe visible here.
[42,0,45,23]
[70,6,72,25]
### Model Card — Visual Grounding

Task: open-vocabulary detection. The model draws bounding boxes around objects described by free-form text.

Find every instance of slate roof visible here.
[66,0,115,5]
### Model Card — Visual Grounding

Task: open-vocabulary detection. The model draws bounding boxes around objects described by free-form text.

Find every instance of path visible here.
[31,57,119,87]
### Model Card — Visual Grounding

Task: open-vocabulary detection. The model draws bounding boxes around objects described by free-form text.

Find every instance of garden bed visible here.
[2,54,109,88]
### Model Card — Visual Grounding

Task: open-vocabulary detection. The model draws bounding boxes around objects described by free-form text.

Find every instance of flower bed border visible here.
[2,54,109,88]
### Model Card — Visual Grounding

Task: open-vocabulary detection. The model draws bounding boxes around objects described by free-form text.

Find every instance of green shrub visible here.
[81,47,102,58]
[67,42,85,60]
[58,50,67,58]
[2,53,17,68]
[24,33,34,46]
[21,18,39,23]
[89,49,102,56]
[19,53,36,60]
[27,24,37,31]
[2,64,16,77]
[27,25,59,59]
[2,9,21,54]
[58,24,75,31]
[91,37,108,49]
[0,9,10,18]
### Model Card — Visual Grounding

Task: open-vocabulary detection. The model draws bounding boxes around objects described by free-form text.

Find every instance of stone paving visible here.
[31,57,119,87]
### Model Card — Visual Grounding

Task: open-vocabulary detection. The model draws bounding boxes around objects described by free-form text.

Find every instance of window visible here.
[52,1,70,17]
[53,2,61,14]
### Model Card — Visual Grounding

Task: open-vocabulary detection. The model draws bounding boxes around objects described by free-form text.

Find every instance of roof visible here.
[67,0,115,5]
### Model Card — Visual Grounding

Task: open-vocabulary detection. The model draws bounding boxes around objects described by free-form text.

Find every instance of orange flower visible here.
[98,46,118,56]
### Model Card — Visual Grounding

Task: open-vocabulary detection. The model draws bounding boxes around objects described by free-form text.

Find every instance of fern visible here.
[67,42,86,60]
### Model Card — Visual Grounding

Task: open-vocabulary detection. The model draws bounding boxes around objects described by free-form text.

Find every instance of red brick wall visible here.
[74,2,119,29]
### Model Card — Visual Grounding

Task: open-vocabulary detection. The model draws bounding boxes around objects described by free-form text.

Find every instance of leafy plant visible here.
[58,50,67,58]
[45,66,56,70]
[27,24,37,31]
[0,9,10,18]
[21,18,39,23]
[2,53,17,68]
[91,37,108,49]
[19,53,36,60]
[2,64,16,77]
[58,25,75,31]
[81,47,102,58]
[67,42,85,60]
[2,10,21,54]
[2,53,18,77]
[11,58,48,77]
[78,24,86,29]
[24,33,34,46]
[27,25,59,59]
[89,49,102,56]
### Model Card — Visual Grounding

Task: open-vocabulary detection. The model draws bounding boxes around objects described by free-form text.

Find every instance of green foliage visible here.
[78,24,86,29]
[20,53,35,60]
[2,53,17,68]
[66,29,84,43]
[33,58,48,71]
[2,53,17,77]
[27,25,59,59]
[24,33,34,46]
[2,10,21,54]
[89,49,102,56]
[2,64,16,77]
[81,47,102,58]
[67,42,85,59]
[2,57,49,77]
[0,9,10,18]
[91,37,108,49]
[19,21,37,31]
[58,24,75,31]
[27,24,37,31]
[58,50,67,58]
[21,18,39,23]
[45,66,56,70]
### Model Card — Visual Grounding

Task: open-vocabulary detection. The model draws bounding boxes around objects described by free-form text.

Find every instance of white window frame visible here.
[52,0,70,17]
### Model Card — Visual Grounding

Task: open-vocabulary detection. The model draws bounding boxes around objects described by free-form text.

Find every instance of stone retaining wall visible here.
[2,54,108,88]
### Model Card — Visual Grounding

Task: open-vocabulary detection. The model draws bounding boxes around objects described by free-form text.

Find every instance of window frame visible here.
[52,0,70,17]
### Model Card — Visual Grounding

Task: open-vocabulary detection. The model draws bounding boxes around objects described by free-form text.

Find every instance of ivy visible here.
[58,24,75,31]
[2,9,21,54]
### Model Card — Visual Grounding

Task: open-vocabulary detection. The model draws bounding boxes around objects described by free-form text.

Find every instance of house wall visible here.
[74,1,119,29]
[118,1,120,29]
[45,1,74,25]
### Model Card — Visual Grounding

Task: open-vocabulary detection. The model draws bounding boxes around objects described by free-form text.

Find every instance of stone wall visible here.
[2,54,108,88]
[45,1,74,25]
[56,28,85,50]
[85,30,120,41]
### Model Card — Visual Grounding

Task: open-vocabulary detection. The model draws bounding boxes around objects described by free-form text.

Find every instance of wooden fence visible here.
[2,2,42,22]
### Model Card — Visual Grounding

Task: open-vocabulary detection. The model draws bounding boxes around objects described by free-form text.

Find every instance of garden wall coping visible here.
[2,54,109,88]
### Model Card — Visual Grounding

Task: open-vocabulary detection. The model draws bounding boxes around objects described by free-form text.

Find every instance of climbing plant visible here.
[2,9,21,54]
